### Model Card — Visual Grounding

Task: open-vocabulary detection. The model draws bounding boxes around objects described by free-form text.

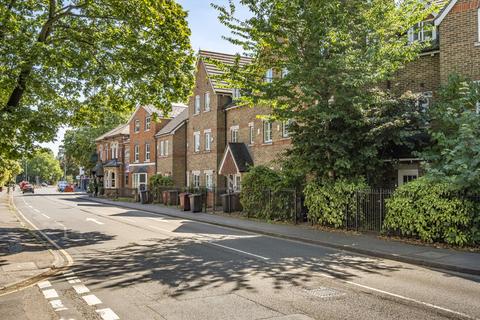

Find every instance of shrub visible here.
[240,166,295,221]
[384,177,480,246]
[149,174,174,189]
[304,179,367,228]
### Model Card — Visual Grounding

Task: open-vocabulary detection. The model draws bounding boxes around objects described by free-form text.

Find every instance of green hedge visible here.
[304,179,367,228]
[240,166,295,221]
[384,177,480,246]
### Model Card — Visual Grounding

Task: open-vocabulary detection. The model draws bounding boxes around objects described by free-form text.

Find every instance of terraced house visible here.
[385,0,480,187]
[186,50,292,191]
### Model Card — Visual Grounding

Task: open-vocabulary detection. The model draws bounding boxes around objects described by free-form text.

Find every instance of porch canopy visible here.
[219,143,253,175]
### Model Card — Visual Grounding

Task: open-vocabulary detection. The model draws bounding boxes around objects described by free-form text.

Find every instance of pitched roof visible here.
[219,143,254,174]
[155,108,188,137]
[95,124,129,142]
[434,0,457,25]
[199,50,252,94]
[127,103,188,125]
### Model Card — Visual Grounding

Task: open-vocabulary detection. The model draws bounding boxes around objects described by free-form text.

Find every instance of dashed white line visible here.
[42,289,59,299]
[33,208,41,213]
[208,242,269,260]
[96,308,120,320]
[50,299,68,311]
[42,213,51,219]
[86,217,104,225]
[72,284,90,294]
[37,280,52,289]
[83,294,102,306]
[66,276,82,284]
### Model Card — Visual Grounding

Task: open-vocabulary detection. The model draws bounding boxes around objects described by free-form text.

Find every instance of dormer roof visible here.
[95,124,129,142]
[127,103,188,124]
[198,50,252,94]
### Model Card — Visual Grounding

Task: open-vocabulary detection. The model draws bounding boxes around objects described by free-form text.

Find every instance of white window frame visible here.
[230,125,239,143]
[265,68,273,83]
[204,92,211,111]
[232,88,241,100]
[204,130,211,151]
[165,140,169,156]
[145,116,151,131]
[133,173,147,189]
[134,119,140,133]
[281,68,289,78]
[111,143,118,159]
[192,172,200,188]
[263,121,273,143]
[194,95,201,114]
[408,20,436,43]
[99,145,103,161]
[160,140,165,156]
[124,146,129,163]
[145,143,151,162]
[194,131,200,153]
[111,172,116,188]
[248,123,254,145]
[134,144,139,163]
[282,120,291,138]
[398,169,419,187]
[478,8,480,43]
[205,172,213,189]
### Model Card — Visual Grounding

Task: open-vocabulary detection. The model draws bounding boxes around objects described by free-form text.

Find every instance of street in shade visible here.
[0,187,479,320]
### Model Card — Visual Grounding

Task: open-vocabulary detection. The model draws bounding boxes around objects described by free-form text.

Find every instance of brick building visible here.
[385,0,480,187]
[185,50,292,190]
[94,124,129,191]
[127,104,187,189]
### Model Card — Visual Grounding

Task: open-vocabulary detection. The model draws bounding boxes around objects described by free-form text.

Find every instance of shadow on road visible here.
[71,236,405,298]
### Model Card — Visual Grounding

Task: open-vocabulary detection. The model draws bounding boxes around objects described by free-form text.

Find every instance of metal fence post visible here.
[379,189,383,233]
[294,190,297,225]
[355,191,359,232]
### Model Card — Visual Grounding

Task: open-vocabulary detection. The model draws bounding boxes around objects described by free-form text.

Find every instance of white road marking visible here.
[50,299,68,311]
[86,217,104,225]
[96,308,120,320]
[42,213,51,219]
[37,280,51,289]
[83,294,102,306]
[118,216,135,222]
[341,279,477,320]
[63,271,75,277]
[66,277,82,284]
[33,208,41,213]
[42,289,59,299]
[72,284,90,294]
[208,242,269,260]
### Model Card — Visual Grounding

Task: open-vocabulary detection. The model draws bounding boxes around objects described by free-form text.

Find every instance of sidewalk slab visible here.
[86,196,480,275]
[0,191,56,291]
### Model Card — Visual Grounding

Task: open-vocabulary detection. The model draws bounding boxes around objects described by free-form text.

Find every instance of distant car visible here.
[41,182,48,187]
[64,185,74,192]
[57,181,68,192]
[21,183,34,194]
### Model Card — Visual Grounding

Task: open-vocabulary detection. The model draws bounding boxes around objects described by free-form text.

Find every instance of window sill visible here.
[475,42,480,47]
[193,112,200,116]
[204,109,211,113]
[262,141,273,145]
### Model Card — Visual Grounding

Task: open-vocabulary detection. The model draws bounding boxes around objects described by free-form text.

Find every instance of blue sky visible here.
[43,0,249,156]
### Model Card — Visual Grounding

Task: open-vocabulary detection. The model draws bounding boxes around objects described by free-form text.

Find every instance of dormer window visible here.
[145,116,151,131]
[265,68,273,83]
[232,88,241,100]
[134,119,140,133]
[194,95,201,114]
[408,20,436,43]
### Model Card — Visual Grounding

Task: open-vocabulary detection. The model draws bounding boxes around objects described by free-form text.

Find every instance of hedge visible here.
[383,177,480,246]
[304,179,367,228]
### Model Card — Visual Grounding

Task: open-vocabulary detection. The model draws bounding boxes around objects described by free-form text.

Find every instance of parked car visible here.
[21,183,34,194]
[41,182,48,187]
[57,181,68,192]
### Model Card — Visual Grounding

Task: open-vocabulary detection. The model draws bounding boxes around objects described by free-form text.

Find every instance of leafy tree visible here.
[421,75,480,192]
[0,158,22,186]
[0,0,194,161]
[25,149,63,183]
[213,0,435,183]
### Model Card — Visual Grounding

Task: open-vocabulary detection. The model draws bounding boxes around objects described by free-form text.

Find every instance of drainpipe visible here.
[184,120,188,186]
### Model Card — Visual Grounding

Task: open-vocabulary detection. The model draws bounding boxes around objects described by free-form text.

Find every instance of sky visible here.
[41,0,249,156]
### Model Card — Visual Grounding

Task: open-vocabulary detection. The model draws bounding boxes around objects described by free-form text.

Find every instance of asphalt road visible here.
[2,187,480,320]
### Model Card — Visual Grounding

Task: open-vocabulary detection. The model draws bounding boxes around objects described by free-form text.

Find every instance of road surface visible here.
[2,187,479,320]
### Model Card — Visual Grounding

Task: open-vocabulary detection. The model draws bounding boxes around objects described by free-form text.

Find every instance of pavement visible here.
[0,190,58,293]
[2,188,480,320]
[87,195,480,275]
